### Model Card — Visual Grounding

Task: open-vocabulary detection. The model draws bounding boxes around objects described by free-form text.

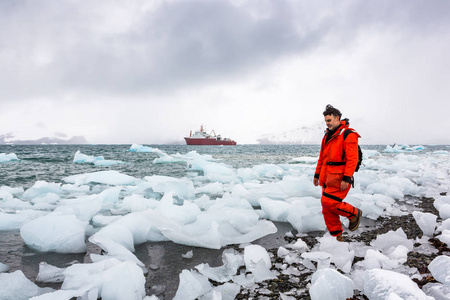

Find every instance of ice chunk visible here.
[0,152,19,163]
[370,228,413,253]
[285,238,309,252]
[128,144,155,152]
[258,197,291,221]
[196,249,244,283]
[433,196,450,211]
[20,214,86,253]
[100,261,146,300]
[195,182,224,195]
[144,175,196,199]
[89,232,145,268]
[182,250,193,259]
[62,259,145,300]
[173,269,212,300]
[438,204,450,220]
[54,196,102,222]
[428,255,450,285]
[29,287,98,300]
[309,268,353,300]
[0,262,10,273]
[200,283,240,300]
[73,150,124,166]
[63,170,139,186]
[286,197,326,233]
[363,249,389,269]
[0,270,52,299]
[316,235,355,273]
[36,262,65,283]
[291,156,318,164]
[244,244,275,282]
[22,181,62,200]
[413,211,437,236]
[422,282,450,300]
[0,210,47,230]
[363,269,433,300]
[436,230,450,245]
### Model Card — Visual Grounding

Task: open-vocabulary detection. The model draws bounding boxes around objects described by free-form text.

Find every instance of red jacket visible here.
[315,119,361,188]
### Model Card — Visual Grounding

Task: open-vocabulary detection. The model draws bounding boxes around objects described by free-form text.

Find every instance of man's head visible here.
[323,104,342,131]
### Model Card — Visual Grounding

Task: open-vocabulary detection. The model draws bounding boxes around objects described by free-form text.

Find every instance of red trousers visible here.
[321,185,359,236]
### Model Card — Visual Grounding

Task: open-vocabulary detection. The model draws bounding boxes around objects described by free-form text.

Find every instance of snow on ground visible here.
[1,146,450,299]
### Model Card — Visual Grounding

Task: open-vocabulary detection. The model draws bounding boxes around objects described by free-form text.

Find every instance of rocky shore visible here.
[232,196,450,300]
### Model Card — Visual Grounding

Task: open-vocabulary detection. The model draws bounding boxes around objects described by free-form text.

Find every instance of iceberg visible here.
[73,150,124,166]
[63,170,140,186]
[0,152,19,163]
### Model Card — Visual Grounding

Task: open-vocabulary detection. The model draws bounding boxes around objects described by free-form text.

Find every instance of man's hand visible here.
[340,181,350,191]
[313,178,319,186]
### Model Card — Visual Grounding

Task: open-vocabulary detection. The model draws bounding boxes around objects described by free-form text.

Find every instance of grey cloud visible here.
[1,0,449,101]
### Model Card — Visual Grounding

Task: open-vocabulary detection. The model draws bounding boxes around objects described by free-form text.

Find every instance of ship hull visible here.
[184,138,237,145]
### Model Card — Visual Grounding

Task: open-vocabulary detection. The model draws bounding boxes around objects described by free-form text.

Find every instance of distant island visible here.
[0,133,88,145]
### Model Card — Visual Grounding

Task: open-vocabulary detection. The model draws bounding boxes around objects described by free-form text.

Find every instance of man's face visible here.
[324,114,340,131]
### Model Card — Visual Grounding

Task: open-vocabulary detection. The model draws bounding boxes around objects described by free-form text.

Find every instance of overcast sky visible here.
[1,0,449,145]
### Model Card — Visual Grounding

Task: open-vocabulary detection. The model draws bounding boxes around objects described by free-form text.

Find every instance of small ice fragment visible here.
[182,250,194,259]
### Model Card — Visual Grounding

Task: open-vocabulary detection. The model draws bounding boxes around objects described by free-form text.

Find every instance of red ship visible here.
[185,125,237,145]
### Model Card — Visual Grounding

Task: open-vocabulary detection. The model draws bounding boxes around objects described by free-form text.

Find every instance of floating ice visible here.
[291,156,318,164]
[363,268,433,300]
[309,268,353,300]
[128,144,155,152]
[63,170,140,186]
[20,214,86,253]
[413,211,437,236]
[428,255,450,285]
[0,270,53,299]
[74,150,119,165]
[0,152,19,163]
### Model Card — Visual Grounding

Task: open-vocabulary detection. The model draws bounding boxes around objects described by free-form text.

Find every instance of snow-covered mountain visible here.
[0,133,88,145]
[257,123,325,144]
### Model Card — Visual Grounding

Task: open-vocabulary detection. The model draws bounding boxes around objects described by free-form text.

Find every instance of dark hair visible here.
[323,104,342,119]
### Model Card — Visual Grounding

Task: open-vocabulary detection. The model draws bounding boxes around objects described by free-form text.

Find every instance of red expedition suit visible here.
[315,119,361,236]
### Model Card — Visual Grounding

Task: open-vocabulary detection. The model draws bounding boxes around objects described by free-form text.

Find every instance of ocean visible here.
[0,144,405,189]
